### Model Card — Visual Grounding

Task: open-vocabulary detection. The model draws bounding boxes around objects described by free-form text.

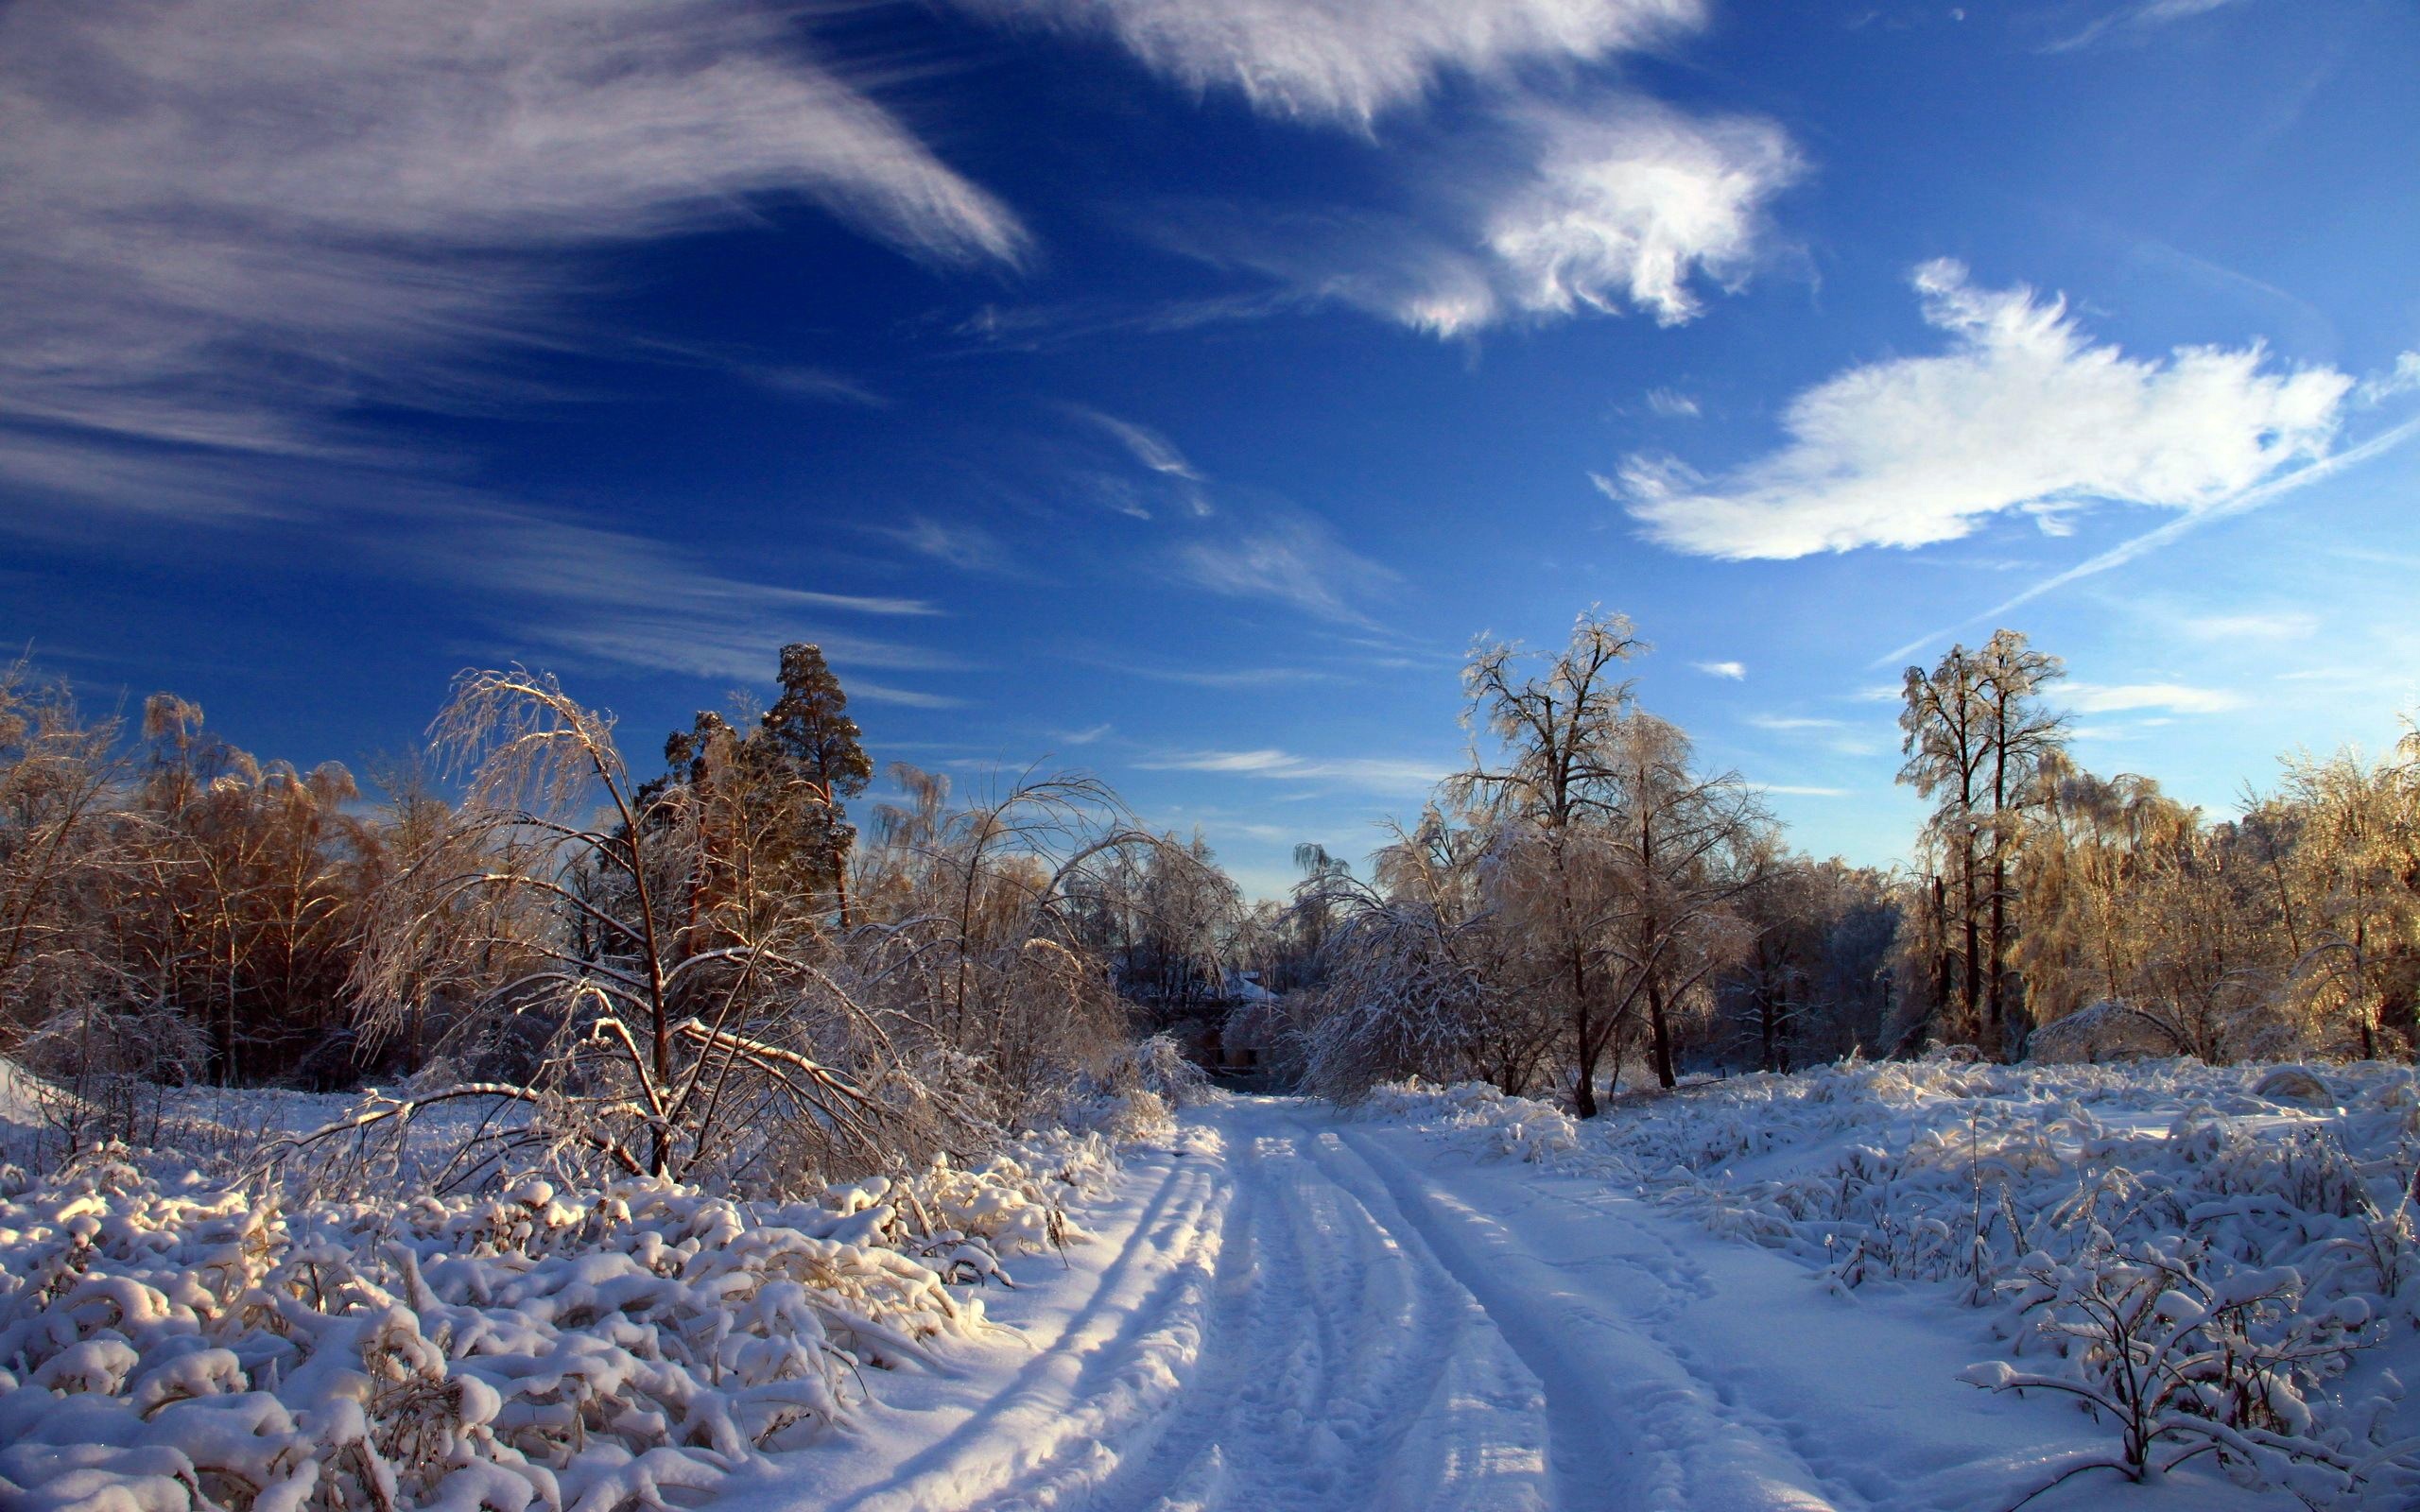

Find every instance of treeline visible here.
[1250,612,2420,1109]
[7,609,2415,1136]
[0,648,1238,1181]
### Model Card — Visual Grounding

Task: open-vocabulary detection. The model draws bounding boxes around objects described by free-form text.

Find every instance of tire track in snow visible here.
[830,1149,1226,1512]
[1080,1105,1550,1512]
[1338,1124,1858,1512]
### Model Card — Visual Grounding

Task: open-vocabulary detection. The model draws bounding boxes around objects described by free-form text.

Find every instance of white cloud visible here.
[1694,659,1746,679]
[1611,260,2352,559]
[876,518,1015,574]
[1169,511,1397,624]
[1744,713,1844,730]
[2172,610,2319,642]
[1135,747,1449,791]
[1754,783,1849,798]
[1174,100,1798,335]
[2065,681,2246,714]
[1646,387,1703,419]
[1057,722,1115,746]
[2358,352,2420,406]
[952,0,1704,124]
[1080,657,1345,688]
[1068,407,1203,482]
[1476,104,1801,330]
[0,0,1025,495]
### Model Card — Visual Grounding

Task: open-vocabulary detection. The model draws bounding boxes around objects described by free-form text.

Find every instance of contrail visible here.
[1874,412,2420,669]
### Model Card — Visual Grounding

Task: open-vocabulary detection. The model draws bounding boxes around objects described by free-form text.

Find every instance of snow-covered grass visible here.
[0,1062,1159,1512]
[1360,1059,2420,1507]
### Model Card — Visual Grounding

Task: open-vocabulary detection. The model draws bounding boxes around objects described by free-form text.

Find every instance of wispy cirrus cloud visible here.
[1169,510,1400,626]
[1079,657,1346,689]
[0,0,1026,508]
[1694,659,1746,679]
[1157,98,1800,335]
[2046,0,2251,53]
[1135,747,1450,792]
[409,507,965,698]
[2169,609,2319,642]
[2065,682,2246,715]
[1610,260,2352,559]
[949,0,1704,125]
[1063,404,1212,515]
[873,518,1018,575]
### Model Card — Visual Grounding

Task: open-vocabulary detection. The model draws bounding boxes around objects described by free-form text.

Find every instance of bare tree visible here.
[339,668,917,1187]
[1900,644,1990,1053]
[1451,610,1645,1115]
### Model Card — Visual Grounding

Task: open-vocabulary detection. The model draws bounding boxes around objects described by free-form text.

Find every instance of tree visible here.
[2275,730,2420,1058]
[1900,643,1992,1054]
[758,643,873,927]
[1974,629,2066,1055]
[1452,610,1645,1116]
[1592,712,1769,1089]
[850,762,1168,1121]
[344,668,917,1185]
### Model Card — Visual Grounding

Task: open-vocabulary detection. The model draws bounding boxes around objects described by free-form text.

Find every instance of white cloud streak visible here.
[1169,511,1399,625]
[0,0,1026,495]
[2064,682,2246,715]
[1694,660,1746,679]
[950,0,1704,125]
[2172,610,2318,642]
[874,518,1016,575]
[1613,260,2353,559]
[1067,406,1204,483]
[2047,0,2250,52]
[417,507,965,692]
[1135,747,1449,791]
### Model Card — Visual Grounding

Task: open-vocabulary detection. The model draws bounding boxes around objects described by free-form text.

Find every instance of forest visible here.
[5,608,2414,1160]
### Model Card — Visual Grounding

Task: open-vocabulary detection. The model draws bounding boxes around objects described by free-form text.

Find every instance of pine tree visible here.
[759,644,873,928]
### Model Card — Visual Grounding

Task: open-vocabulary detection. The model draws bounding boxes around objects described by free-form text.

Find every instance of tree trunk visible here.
[1961,837,1983,1048]
[1983,850,2007,1062]
[1649,978,1676,1089]
[1931,875,1951,1048]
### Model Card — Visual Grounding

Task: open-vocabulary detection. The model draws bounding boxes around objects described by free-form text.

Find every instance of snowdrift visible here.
[1362,1060,2420,1505]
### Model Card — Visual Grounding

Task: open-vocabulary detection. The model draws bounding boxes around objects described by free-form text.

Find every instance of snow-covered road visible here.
[727,1096,2286,1512]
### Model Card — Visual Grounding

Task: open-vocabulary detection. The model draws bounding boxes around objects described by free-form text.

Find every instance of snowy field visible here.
[6,1061,2418,1511]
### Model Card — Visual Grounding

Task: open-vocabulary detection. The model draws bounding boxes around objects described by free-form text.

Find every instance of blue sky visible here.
[4,0,2417,898]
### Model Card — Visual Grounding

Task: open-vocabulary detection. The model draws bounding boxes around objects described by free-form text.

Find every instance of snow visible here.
[9,1060,2417,1509]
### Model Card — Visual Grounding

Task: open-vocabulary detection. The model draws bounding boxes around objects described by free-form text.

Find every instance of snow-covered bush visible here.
[1963,1232,2414,1506]
[1109,1035,1216,1110]
[0,1135,1126,1512]
[1355,1079,1586,1167]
